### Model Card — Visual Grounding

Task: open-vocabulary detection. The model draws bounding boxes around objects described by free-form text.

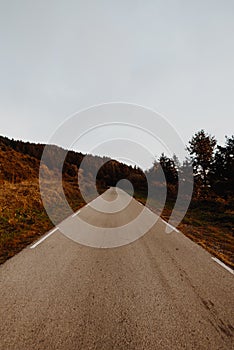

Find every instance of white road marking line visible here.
[72,210,80,217]
[32,208,82,248]
[212,257,234,275]
[30,228,58,249]
[162,219,179,233]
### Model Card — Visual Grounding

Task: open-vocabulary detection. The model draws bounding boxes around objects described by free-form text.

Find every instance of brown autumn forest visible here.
[0,132,233,267]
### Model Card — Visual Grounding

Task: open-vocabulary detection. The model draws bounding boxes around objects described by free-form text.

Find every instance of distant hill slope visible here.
[0,135,233,268]
[0,135,146,263]
[0,135,146,189]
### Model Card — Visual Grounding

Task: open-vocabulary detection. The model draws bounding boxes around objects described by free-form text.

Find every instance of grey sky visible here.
[0,0,234,168]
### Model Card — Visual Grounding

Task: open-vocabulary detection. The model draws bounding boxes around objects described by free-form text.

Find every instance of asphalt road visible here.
[0,188,233,350]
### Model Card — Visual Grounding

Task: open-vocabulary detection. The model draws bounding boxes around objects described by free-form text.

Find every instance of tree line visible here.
[0,131,233,205]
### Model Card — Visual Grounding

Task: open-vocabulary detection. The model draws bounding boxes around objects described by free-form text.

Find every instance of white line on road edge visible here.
[212,257,234,275]
[72,210,80,217]
[30,228,58,249]
[162,219,179,233]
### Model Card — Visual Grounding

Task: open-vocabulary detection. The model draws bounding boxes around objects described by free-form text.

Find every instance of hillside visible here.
[0,135,233,267]
[0,136,146,263]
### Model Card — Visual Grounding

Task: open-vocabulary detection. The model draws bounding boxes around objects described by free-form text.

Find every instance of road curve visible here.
[0,188,233,350]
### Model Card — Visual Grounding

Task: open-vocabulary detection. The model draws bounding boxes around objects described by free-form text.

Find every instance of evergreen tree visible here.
[187,130,216,187]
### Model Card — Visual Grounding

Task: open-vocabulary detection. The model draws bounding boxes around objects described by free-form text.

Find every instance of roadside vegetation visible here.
[0,132,233,267]
[136,131,234,267]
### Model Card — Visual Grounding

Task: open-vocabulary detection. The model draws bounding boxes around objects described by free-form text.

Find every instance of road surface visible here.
[0,188,233,349]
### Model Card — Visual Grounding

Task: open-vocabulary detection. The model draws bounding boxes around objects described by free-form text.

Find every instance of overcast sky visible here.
[0,0,234,168]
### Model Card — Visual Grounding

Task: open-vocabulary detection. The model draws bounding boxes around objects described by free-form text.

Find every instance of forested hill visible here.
[1,132,233,200]
[0,135,146,191]
[0,132,233,267]
[0,135,147,263]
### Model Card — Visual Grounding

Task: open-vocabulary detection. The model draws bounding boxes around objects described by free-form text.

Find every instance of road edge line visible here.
[30,227,58,249]
[212,257,234,275]
[72,210,80,218]
[162,219,180,233]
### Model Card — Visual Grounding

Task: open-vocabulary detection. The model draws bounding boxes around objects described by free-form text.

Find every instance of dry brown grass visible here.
[0,178,86,264]
[0,143,88,264]
[0,180,52,263]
